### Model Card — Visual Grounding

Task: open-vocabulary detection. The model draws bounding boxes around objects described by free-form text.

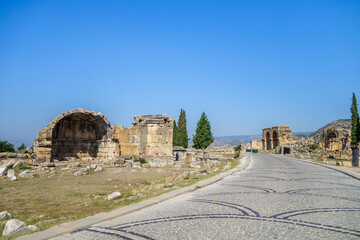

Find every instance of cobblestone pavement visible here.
[53,154,360,239]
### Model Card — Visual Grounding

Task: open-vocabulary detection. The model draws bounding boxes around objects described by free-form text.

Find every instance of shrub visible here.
[310,143,318,150]
[19,165,32,170]
[17,143,26,152]
[0,140,15,152]
[134,158,147,164]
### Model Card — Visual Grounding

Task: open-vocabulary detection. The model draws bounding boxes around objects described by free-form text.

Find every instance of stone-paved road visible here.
[53,154,360,239]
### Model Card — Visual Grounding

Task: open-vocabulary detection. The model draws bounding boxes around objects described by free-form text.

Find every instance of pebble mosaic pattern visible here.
[53,154,360,239]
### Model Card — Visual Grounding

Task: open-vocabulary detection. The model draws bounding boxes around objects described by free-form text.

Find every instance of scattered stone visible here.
[129,196,138,201]
[165,176,174,183]
[94,166,103,172]
[90,164,97,169]
[10,175,17,181]
[25,147,33,154]
[16,154,27,159]
[74,162,81,167]
[40,162,55,167]
[7,153,17,158]
[35,156,47,164]
[19,170,37,178]
[213,167,219,172]
[0,167,6,176]
[0,211,12,220]
[7,169,15,178]
[133,162,142,169]
[201,169,208,174]
[107,192,121,201]
[141,163,150,168]
[3,161,14,169]
[182,171,190,178]
[174,164,182,169]
[2,219,26,236]
[12,161,23,169]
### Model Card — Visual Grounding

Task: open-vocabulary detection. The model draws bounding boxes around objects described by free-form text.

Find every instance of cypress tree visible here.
[351,92,360,146]
[173,120,178,146]
[176,109,189,148]
[193,112,214,163]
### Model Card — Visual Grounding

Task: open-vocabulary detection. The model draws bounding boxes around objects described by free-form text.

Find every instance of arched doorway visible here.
[51,112,108,159]
[273,130,278,149]
[266,131,271,150]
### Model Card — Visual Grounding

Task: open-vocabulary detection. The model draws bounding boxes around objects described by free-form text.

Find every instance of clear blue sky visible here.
[1,0,359,147]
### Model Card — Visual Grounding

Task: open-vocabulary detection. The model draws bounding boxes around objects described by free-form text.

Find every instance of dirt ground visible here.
[0,158,239,238]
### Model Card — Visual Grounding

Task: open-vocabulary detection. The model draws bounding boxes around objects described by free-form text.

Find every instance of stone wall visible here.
[262,125,298,151]
[134,115,173,156]
[251,140,263,150]
[34,109,173,162]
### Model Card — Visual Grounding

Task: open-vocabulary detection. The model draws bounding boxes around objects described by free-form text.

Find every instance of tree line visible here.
[0,141,27,153]
[173,109,214,161]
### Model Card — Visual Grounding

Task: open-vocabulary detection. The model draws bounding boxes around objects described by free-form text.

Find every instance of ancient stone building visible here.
[321,127,351,151]
[262,126,298,151]
[251,140,263,150]
[34,109,173,162]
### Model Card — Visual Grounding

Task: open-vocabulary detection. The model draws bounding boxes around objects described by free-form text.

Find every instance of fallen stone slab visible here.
[7,169,15,178]
[0,211,12,220]
[2,219,26,236]
[94,166,103,172]
[0,167,6,176]
[13,160,23,169]
[107,192,121,201]
[19,170,37,178]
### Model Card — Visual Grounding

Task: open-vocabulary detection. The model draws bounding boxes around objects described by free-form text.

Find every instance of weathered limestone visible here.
[115,115,173,157]
[251,140,263,150]
[34,109,173,165]
[262,126,298,151]
[319,127,351,151]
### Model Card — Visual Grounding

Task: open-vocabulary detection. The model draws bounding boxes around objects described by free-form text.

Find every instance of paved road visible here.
[53,154,360,239]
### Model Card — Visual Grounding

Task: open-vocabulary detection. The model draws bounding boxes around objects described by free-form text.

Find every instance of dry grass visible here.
[0,157,242,238]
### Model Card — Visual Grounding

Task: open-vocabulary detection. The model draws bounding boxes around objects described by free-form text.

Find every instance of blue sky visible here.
[0,0,359,147]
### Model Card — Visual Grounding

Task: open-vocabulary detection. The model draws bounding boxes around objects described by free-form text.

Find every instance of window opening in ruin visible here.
[283,147,290,154]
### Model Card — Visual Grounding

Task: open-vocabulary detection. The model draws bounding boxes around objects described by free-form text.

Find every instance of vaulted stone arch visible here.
[272,130,279,149]
[34,108,118,161]
[264,131,271,150]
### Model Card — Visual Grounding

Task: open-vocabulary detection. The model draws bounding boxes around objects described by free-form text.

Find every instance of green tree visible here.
[176,109,189,148]
[17,143,26,152]
[234,144,242,158]
[0,140,15,152]
[351,92,360,146]
[193,112,214,163]
[173,120,178,146]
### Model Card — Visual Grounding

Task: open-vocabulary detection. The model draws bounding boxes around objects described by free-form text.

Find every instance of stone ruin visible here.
[251,125,299,152]
[33,108,173,165]
[320,127,351,151]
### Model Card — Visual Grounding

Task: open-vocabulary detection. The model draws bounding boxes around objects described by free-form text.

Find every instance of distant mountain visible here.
[293,132,313,138]
[211,135,262,146]
[308,119,351,140]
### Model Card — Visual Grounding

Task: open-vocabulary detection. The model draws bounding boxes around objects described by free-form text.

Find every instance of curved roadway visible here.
[53,154,360,239]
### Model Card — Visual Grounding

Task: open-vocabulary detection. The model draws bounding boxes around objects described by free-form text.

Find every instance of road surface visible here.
[53,154,360,239]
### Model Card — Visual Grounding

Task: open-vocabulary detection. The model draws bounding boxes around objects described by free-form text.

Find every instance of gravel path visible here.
[52,154,360,239]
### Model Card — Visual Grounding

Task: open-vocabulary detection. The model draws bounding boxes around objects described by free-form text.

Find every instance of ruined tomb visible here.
[34,108,173,162]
